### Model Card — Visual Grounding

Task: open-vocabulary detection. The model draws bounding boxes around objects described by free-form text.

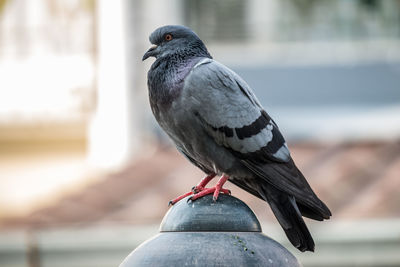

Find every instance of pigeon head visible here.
[142,25,212,61]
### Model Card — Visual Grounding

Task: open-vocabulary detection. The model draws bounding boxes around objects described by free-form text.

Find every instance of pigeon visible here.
[142,25,331,252]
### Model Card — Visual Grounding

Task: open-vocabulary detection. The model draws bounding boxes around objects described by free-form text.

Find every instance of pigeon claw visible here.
[168,191,193,206]
[191,174,230,202]
[191,185,205,194]
[189,186,230,202]
[190,187,216,201]
[213,188,231,202]
[169,174,229,205]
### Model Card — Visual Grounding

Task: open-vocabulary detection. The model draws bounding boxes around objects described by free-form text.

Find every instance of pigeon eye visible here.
[165,34,173,41]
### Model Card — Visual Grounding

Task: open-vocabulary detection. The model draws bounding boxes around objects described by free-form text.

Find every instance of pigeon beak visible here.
[142,45,158,61]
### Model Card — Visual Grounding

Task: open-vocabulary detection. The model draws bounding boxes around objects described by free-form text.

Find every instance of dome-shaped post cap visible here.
[120,194,301,267]
[160,194,262,232]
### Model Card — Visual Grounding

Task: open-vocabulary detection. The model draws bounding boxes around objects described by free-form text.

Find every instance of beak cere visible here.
[142,45,158,61]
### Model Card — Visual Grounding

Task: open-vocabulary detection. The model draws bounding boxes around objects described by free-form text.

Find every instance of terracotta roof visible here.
[2,140,400,228]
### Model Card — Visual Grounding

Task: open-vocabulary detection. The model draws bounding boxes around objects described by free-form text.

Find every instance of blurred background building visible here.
[0,0,400,266]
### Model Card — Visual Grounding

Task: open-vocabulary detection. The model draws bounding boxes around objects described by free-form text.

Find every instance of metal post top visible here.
[160,194,262,232]
[120,194,301,267]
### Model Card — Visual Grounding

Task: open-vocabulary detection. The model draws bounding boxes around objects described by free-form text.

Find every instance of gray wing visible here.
[184,59,290,163]
[183,59,324,209]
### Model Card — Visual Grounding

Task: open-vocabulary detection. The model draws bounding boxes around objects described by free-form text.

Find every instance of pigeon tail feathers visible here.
[259,184,315,252]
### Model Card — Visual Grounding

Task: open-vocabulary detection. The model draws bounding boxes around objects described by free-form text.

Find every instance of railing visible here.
[1,219,399,267]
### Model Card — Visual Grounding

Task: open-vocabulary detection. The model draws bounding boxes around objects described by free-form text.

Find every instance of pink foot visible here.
[189,174,230,202]
[189,186,231,202]
[168,174,215,206]
[168,174,231,205]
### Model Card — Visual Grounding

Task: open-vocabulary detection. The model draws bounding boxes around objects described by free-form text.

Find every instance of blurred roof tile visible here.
[2,141,400,228]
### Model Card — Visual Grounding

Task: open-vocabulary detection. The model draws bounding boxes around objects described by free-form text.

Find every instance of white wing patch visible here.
[272,143,290,161]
